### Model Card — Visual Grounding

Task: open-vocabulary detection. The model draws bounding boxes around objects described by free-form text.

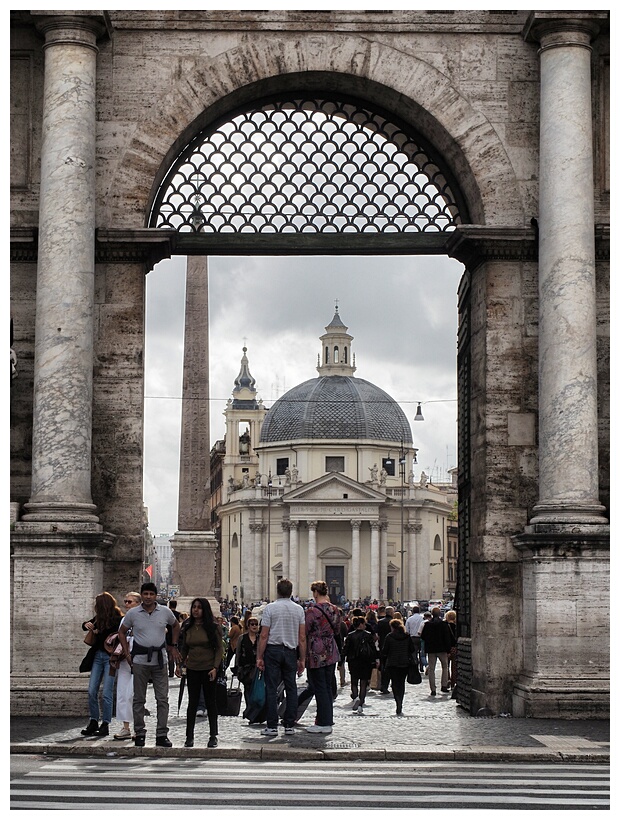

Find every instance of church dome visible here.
[259,375,413,444]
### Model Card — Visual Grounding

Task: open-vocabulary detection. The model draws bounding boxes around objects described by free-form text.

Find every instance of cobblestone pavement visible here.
[11,674,609,762]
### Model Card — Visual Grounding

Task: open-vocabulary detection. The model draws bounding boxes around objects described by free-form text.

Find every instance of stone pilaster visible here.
[350,520,361,601]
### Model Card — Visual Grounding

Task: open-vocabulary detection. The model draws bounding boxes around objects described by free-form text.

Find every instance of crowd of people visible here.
[79,581,457,746]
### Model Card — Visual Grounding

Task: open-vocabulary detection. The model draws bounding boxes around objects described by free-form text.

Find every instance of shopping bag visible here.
[370,666,381,690]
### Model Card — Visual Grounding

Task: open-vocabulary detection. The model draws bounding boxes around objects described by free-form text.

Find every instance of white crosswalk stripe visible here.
[11,758,610,810]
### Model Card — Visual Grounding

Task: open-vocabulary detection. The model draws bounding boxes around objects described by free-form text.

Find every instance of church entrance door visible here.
[326,566,345,605]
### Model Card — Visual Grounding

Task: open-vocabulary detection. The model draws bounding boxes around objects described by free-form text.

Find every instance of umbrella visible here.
[177,670,186,716]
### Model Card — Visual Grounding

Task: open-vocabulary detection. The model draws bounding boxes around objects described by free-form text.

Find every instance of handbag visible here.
[407,661,422,685]
[83,629,96,646]
[242,670,267,723]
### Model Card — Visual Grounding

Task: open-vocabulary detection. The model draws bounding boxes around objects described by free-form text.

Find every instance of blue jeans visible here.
[88,649,115,724]
[264,644,298,729]
[307,664,336,727]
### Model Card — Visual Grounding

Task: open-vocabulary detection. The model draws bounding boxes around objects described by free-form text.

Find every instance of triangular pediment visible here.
[284,471,385,502]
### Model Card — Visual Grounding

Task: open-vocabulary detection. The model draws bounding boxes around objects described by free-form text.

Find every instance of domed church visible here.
[214,309,453,605]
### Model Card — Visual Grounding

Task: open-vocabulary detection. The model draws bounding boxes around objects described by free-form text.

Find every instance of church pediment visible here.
[284,471,385,503]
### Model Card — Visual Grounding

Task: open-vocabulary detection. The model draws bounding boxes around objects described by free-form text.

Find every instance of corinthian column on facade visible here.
[281,521,290,580]
[379,521,388,600]
[177,257,211,531]
[250,523,265,599]
[350,521,361,601]
[414,522,427,600]
[406,522,422,600]
[242,524,254,603]
[288,521,299,596]
[21,15,108,525]
[370,521,380,600]
[526,12,608,527]
[307,520,318,584]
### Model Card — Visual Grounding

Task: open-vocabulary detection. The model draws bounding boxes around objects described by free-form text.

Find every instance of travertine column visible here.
[350,520,361,600]
[406,522,422,600]
[370,521,380,600]
[177,257,211,531]
[251,523,265,600]
[242,520,254,603]
[526,13,608,526]
[289,521,299,595]
[307,520,318,584]
[22,16,107,523]
[415,523,428,600]
[379,522,388,600]
[281,521,290,579]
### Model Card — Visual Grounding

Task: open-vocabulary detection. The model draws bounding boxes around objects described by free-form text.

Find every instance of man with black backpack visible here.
[343,615,379,714]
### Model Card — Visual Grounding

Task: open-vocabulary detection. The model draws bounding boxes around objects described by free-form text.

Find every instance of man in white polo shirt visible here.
[119,583,181,747]
[256,578,305,737]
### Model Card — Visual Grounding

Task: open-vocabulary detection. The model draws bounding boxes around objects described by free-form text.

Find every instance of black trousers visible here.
[186,668,218,739]
[389,666,408,710]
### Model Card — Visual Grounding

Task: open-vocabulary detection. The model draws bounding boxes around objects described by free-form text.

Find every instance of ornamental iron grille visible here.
[150,98,462,234]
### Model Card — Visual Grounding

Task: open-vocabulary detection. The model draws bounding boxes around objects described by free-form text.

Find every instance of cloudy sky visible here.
[144,254,463,536]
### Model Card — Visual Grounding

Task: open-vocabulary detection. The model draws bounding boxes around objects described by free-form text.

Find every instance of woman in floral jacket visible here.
[304,580,341,734]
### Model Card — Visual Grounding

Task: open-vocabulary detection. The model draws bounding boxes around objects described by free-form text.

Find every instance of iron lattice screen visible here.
[151,98,462,234]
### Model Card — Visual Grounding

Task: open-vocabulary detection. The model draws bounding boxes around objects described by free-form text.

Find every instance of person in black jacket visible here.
[420,607,455,696]
[376,605,395,694]
[381,618,414,715]
[343,616,378,714]
[234,617,260,706]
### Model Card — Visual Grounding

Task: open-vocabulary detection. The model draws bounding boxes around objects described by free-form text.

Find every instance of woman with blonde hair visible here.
[445,610,457,691]
[80,592,123,737]
[112,592,141,740]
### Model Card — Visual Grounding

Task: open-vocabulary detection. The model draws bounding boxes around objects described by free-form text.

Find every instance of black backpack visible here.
[356,633,375,663]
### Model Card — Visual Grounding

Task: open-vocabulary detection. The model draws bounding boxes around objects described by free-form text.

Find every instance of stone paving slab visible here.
[11,675,610,763]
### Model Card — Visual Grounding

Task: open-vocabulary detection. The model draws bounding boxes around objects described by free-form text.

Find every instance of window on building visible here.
[433,534,442,551]
[326,456,345,472]
[382,457,395,476]
[344,346,348,363]
[276,457,289,476]
[325,346,329,363]
[334,346,339,363]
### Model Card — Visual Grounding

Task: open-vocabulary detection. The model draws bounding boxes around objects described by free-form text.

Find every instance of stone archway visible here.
[10,11,609,719]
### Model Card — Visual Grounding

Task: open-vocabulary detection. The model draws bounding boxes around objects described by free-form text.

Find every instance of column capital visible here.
[350,520,362,531]
[34,12,111,47]
[289,520,300,531]
[369,521,380,531]
[249,522,266,533]
[405,522,423,534]
[524,12,608,49]
[307,520,318,530]
[281,520,291,532]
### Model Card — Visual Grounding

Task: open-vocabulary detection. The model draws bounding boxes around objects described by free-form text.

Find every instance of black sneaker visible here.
[207,736,218,748]
[156,736,172,747]
[134,735,145,747]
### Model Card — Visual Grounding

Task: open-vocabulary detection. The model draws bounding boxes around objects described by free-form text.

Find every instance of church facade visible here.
[215,310,454,605]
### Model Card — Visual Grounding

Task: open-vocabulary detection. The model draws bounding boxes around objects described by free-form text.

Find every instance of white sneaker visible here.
[306,725,332,734]
[284,726,295,735]
[357,706,363,715]
[195,709,205,717]
[261,727,278,736]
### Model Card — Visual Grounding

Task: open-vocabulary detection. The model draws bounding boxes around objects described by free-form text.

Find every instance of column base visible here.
[529,500,608,526]
[512,674,609,719]
[20,500,100,525]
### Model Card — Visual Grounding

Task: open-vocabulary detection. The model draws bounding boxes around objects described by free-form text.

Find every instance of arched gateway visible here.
[10,10,609,720]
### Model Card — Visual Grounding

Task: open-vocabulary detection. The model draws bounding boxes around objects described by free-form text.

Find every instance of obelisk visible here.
[170,256,218,610]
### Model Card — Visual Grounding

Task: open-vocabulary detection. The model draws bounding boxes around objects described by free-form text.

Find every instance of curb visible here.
[10,742,610,764]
